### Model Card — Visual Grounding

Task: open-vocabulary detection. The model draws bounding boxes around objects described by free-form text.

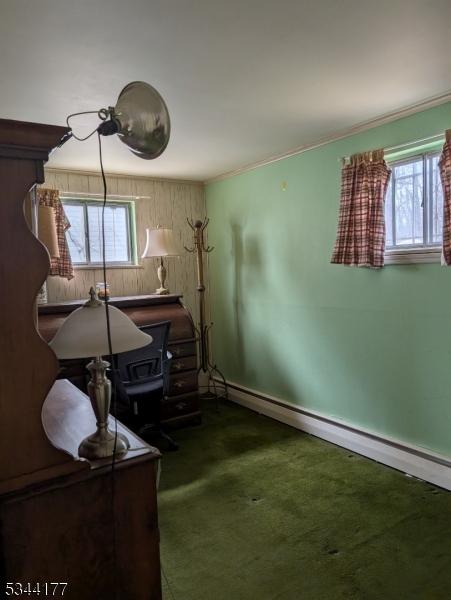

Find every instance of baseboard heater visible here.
[214,378,451,491]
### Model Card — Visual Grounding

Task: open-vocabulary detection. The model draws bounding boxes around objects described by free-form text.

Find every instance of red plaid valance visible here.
[37,188,74,280]
[331,149,391,268]
[439,130,451,266]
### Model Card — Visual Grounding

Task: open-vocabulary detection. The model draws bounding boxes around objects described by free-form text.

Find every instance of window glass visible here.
[87,204,130,263]
[385,152,441,250]
[393,157,423,246]
[64,203,87,262]
[62,200,133,265]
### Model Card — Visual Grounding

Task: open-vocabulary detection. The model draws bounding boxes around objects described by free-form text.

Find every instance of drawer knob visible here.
[175,402,188,411]
[174,362,184,370]
[174,380,187,388]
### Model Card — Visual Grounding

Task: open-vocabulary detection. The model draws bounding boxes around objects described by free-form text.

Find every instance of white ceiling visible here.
[1,0,450,181]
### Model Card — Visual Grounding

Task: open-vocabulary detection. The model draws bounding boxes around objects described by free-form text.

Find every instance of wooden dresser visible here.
[0,118,162,599]
[0,380,162,599]
[39,294,201,427]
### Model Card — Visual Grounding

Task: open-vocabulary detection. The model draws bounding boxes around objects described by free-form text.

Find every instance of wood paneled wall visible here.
[43,169,207,325]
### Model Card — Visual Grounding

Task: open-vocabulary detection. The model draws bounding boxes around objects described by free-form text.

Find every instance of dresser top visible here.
[43,379,161,469]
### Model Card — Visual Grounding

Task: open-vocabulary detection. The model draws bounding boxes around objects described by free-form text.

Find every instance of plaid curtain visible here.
[439,130,451,266]
[37,188,74,280]
[331,149,391,268]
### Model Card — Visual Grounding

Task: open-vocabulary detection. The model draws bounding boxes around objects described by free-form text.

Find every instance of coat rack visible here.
[185,218,227,400]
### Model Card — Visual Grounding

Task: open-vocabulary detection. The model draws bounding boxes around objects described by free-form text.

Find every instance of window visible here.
[62,198,136,266]
[385,151,443,263]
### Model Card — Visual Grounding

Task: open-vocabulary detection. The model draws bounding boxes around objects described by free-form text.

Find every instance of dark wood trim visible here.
[0,146,51,161]
[0,118,70,156]
[0,120,74,487]
[39,293,183,314]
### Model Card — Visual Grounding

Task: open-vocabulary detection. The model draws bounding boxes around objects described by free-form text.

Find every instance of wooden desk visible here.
[39,294,201,427]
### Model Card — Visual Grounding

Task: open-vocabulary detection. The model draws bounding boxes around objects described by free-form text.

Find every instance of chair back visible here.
[116,320,171,384]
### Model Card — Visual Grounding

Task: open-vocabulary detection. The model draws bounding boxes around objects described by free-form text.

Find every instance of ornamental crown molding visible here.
[206,91,451,184]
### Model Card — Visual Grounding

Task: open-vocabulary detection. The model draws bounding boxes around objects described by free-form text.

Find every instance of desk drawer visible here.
[168,370,198,395]
[170,355,197,374]
[161,392,200,422]
[168,340,196,359]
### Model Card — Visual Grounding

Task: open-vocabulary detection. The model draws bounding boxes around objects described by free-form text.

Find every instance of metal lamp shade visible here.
[50,301,152,359]
[112,81,171,160]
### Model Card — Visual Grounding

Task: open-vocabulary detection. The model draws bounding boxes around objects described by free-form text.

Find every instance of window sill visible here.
[385,248,441,265]
[73,264,144,270]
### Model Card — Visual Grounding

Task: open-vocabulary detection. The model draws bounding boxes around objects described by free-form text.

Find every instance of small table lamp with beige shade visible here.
[141,227,180,294]
[50,288,152,460]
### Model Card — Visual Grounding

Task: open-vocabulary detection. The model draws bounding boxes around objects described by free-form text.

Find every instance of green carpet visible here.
[158,400,451,600]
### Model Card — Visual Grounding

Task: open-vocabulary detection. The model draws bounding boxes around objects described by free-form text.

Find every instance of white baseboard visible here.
[220,379,451,491]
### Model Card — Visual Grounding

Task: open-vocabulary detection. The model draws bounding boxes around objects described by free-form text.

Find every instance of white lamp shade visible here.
[50,302,152,359]
[141,228,180,258]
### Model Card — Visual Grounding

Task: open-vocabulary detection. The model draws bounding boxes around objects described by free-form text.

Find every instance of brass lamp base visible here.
[80,356,130,461]
[78,427,129,460]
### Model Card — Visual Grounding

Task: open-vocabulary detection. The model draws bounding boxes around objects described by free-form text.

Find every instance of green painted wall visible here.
[206,102,451,457]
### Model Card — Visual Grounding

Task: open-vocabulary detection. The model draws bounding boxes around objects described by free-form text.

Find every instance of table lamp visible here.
[50,288,152,460]
[141,227,180,294]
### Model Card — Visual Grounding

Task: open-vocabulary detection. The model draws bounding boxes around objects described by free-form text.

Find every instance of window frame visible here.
[62,197,137,268]
[385,150,442,265]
